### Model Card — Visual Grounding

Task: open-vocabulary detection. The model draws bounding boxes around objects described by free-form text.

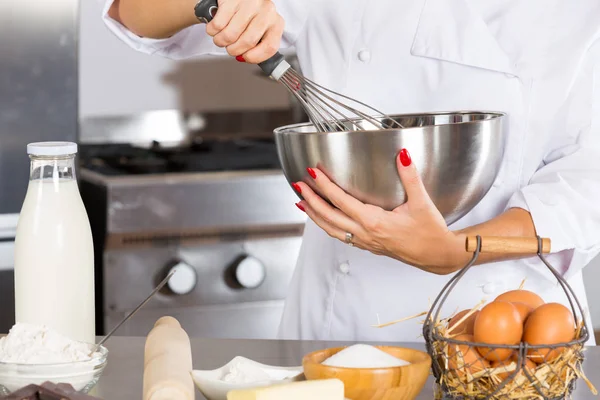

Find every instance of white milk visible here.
[14,143,95,344]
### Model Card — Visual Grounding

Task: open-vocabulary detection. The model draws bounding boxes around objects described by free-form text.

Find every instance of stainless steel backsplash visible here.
[0,0,78,214]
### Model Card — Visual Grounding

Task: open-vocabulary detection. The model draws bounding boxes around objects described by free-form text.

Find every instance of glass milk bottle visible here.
[14,142,95,344]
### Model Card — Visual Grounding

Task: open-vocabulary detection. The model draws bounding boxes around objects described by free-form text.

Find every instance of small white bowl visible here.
[192,356,303,400]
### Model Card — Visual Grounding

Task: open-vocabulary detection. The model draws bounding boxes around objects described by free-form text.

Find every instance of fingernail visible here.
[292,182,301,193]
[235,55,245,62]
[307,167,317,179]
[399,148,411,167]
[295,203,305,212]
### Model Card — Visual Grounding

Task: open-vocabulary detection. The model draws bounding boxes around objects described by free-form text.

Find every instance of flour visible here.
[221,360,271,383]
[321,344,410,368]
[220,359,299,384]
[0,323,99,364]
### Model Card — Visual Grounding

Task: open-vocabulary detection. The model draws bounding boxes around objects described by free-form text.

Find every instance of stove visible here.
[79,110,306,340]
[79,139,282,176]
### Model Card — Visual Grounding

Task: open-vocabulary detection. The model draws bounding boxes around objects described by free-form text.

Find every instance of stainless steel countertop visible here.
[90,337,600,399]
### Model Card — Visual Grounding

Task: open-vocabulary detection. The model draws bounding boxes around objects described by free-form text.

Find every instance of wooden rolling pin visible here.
[143,316,194,400]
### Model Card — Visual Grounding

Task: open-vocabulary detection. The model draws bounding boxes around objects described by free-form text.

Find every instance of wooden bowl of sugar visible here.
[302,344,431,400]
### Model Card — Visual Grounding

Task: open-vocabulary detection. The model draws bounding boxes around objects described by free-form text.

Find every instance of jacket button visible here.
[358,50,371,63]
[482,282,496,294]
[338,262,350,274]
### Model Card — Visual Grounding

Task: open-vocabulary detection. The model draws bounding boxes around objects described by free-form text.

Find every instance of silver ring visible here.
[345,232,354,246]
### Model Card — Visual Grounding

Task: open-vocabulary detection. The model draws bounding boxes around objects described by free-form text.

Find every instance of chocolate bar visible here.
[0,382,101,400]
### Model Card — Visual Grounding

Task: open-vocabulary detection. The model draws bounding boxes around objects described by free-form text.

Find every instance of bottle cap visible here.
[27,142,78,156]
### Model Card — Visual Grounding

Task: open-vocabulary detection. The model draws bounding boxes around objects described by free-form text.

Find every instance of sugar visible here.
[321,344,409,368]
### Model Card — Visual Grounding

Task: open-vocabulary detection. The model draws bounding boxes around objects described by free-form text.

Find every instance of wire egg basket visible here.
[423,236,592,400]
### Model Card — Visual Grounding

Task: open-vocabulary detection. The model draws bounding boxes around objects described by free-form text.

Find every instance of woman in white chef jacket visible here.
[102,0,600,344]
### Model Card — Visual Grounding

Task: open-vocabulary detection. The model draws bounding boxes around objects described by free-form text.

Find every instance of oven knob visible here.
[234,256,266,289]
[167,262,197,295]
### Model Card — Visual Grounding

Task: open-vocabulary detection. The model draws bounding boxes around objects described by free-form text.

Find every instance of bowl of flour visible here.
[0,323,107,395]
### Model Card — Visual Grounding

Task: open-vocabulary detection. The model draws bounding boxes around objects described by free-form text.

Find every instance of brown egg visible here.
[448,309,480,335]
[447,334,490,376]
[491,356,536,381]
[523,303,575,363]
[513,302,534,323]
[495,290,545,310]
[474,301,523,362]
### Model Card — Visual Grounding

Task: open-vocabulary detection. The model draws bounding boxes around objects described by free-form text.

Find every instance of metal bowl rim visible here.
[273,110,506,136]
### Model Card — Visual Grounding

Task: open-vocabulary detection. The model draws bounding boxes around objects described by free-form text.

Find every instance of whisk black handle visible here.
[194,0,218,24]
[194,0,286,76]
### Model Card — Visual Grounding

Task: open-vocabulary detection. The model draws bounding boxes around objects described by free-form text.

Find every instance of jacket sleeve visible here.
[505,43,600,280]
[98,0,308,60]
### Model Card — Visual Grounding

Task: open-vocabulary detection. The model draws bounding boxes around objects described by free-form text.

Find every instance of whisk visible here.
[195,0,403,132]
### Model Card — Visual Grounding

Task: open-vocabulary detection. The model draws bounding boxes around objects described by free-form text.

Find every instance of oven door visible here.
[104,235,302,339]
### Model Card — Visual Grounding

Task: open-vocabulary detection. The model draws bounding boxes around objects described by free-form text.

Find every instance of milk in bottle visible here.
[14,142,95,344]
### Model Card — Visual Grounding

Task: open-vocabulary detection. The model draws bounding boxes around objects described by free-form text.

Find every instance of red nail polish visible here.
[399,148,411,167]
[295,203,305,212]
[292,182,301,193]
[235,55,245,62]
[307,168,317,179]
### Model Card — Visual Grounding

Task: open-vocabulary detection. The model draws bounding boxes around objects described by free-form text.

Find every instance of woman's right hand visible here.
[205,0,284,64]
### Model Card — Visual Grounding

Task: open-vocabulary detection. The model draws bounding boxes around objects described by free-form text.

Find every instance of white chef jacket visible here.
[101,0,600,344]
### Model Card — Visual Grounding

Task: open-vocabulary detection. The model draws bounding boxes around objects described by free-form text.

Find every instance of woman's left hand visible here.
[293,149,465,275]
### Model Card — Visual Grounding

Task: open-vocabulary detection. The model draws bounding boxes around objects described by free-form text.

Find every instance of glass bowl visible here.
[0,345,108,395]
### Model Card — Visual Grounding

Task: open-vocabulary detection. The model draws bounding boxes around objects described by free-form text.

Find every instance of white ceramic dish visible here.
[191,356,303,400]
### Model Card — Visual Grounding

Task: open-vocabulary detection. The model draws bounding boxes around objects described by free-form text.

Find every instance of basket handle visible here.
[466,236,551,254]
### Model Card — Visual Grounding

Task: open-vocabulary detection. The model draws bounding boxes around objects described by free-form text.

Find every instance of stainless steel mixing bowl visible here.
[274,111,506,225]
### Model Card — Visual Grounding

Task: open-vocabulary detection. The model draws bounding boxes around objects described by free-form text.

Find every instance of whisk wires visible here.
[279,69,404,132]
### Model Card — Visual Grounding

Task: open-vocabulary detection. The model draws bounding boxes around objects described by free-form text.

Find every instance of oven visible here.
[103,236,302,338]
[78,109,307,339]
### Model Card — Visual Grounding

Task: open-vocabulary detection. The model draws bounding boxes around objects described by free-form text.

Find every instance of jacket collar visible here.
[411,0,518,77]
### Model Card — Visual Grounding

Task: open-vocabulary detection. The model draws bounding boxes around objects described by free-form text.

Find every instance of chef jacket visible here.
[100,0,600,344]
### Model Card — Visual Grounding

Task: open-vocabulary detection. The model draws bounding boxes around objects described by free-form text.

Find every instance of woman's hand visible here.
[205,0,284,63]
[293,149,466,275]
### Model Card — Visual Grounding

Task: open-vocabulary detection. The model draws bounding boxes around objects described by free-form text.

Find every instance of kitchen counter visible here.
[91,336,599,399]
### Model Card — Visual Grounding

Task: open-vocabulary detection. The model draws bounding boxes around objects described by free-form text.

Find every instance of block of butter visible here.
[227,379,344,400]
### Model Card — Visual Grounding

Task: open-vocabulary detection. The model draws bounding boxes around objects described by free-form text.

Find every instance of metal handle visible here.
[465,236,551,254]
[194,0,286,76]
